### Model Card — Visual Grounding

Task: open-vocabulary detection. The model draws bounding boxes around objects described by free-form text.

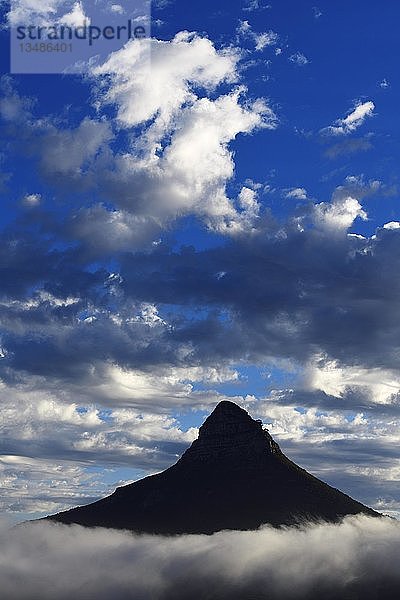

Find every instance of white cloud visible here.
[59,1,90,27]
[6,0,117,26]
[384,221,400,230]
[289,52,309,66]
[0,365,244,516]
[304,356,400,405]
[110,3,124,14]
[243,0,271,11]
[312,175,378,233]
[285,187,307,200]
[237,20,278,51]
[22,193,41,207]
[237,186,260,212]
[322,101,375,136]
[88,34,277,241]
[2,34,277,246]
[93,32,239,128]
[314,195,367,232]
[158,89,274,233]
[6,0,64,25]
[0,455,105,516]
[0,374,203,510]
[1,517,400,598]
[254,32,278,51]
[88,89,272,240]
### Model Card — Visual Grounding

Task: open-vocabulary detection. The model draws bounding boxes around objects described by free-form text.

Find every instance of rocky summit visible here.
[45,401,379,534]
[179,401,281,466]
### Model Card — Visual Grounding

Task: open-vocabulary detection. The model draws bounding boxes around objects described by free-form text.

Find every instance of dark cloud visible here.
[271,388,400,414]
[1,517,400,599]
[119,223,400,373]
[2,196,400,410]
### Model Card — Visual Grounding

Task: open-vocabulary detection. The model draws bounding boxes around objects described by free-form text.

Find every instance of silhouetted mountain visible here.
[45,401,379,533]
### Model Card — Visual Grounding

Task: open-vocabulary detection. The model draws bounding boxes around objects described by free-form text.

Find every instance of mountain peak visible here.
[178,401,281,466]
[209,399,249,414]
[200,400,256,434]
[46,400,379,534]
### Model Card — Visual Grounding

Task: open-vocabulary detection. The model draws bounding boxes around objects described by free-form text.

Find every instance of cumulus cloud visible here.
[322,101,375,136]
[0,33,278,249]
[312,175,382,232]
[313,195,367,232]
[1,517,400,599]
[93,32,239,128]
[85,34,277,243]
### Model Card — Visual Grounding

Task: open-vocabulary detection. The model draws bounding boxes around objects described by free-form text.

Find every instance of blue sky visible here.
[1,0,400,522]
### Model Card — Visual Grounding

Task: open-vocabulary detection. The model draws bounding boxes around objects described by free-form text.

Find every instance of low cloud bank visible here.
[1,516,400,599]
